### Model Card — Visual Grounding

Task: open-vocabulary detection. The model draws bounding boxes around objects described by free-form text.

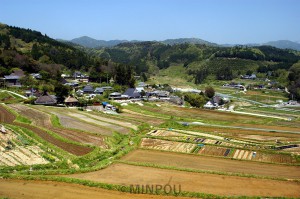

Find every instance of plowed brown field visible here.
[122,150,300,179]
[68,163,300,197]
[0,179,187,199]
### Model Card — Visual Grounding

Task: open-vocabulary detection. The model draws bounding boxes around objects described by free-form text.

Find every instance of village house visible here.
[204,101,218,109]
[82,85,94,94]
[73,71,89,82]
[4,69,25,87]
[109,92,122,100]
[35,92,57,105]
[123,88,141,99]
[241,74,257,80]
[94,87,104,95]
[64,95,79,107]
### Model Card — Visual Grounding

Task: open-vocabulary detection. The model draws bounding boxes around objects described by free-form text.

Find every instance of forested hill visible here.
[91,41,300,78]
[0,23,107,77]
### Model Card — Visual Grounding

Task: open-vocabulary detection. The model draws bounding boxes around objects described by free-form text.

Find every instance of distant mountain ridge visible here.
[64,37,218,48]
[70,36,130,48]
[264,40,300,51]
[65,36,300,51]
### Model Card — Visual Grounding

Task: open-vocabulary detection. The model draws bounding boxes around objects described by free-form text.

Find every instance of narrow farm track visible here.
[9,104,107,148]
[0,105,92,156]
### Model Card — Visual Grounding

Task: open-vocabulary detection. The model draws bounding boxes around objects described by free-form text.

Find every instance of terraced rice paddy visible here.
[9,105,108,148]
[0,105,92,156]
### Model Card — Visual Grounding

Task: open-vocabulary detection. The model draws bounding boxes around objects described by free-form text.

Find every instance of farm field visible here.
[190,125,300,141]
[143,130,297,164]
[33,106,112,135]
[67,163,300,197]
[125,103,269,124]
[33,105,138,134]
[140,138,196,153]
[0,128,49,166]
[84,111,138,130]
[125,103,300,131]
[0,105,92,156]
[122,109,166,125]
[0,179,187,199]
[8,104,108,148]
[1,99,300,198]
[121,150,300,179]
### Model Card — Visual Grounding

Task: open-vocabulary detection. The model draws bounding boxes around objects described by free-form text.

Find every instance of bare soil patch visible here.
[121,150,300,179]
[0,179,186,199]
[0,105,16,123]
[198,145,231,157]
[68,163,300,197]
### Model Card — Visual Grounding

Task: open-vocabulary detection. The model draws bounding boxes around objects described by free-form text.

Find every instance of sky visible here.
[1,0,300,44]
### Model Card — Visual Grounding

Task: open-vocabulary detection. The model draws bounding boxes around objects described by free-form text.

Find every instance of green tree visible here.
[141,72,148,82]
[184,93,206,108]
[115,64,135,87]
[205,86,215,98]
[54,83,70,103]
[31,43,41,60]
[19,74,37,87]
[288,62,300,100]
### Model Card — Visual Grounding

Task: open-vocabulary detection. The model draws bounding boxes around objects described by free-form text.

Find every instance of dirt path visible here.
[9,104,107,148]
[68,163,300,197]
[0,105,92,156]
[122,150,300,179]
[0,179,186,199]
